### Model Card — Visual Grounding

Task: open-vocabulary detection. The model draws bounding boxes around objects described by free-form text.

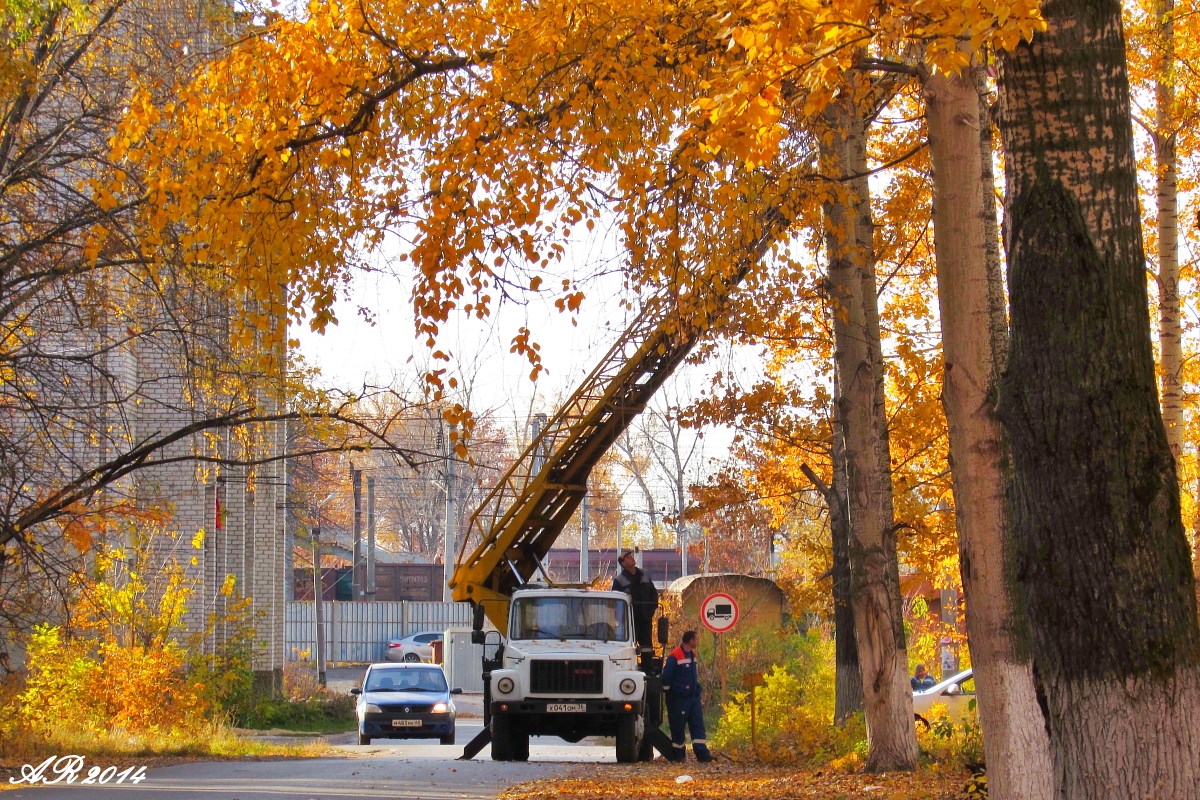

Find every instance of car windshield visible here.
[510,596,629,641]
[365,668,447,693]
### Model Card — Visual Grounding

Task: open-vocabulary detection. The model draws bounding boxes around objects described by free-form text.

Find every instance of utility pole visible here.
[352,465,363,600]
[531,413,549,474]
[580,491,590,583]
[442,423,457,602]
[312,526,326,687]
[367,476,376,601]
[680,523,688,579]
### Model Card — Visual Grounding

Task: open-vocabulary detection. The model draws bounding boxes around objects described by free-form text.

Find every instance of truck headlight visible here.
[364,703,382,713]
[496,677,515,694]
[432,702,449,713]
[619,678,637,695]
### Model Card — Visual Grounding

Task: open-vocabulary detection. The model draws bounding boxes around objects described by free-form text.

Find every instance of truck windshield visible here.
[510,596,630,642]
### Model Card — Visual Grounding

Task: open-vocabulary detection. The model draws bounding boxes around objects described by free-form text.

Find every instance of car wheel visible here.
[491,715,513,761]
[440,727,456,746]
[358,732,371,745]
[404,652,421,663]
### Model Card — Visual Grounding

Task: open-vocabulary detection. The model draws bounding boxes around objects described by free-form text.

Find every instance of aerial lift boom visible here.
[448,278,740,629]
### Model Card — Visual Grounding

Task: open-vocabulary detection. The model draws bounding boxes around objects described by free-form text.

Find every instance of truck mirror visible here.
[657,616,669,646]
[471,629,485,645]
[472,601,485,631]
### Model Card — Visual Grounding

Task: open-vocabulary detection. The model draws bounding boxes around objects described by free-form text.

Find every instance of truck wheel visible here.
[616,715,639,763]
[513,725,530,762]
[491,716,514,761]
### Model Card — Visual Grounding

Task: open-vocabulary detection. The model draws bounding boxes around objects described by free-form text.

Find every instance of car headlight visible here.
[619,678,637,695]
[432,702,449,713]
[495,677,515,694]
[364,703,382,713]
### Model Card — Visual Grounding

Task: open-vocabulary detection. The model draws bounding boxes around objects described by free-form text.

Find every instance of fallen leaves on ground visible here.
[501,760,970,800]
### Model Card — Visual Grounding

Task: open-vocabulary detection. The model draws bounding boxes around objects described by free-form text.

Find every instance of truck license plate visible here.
[392,719,422,727]
[546,703,586,713]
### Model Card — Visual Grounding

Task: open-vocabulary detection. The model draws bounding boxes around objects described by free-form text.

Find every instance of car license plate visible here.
[392,719,422,728]
[546,703,586,713]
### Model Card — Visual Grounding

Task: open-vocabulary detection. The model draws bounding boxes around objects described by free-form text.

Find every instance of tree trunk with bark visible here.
[923,61,1053,800]
[803,446,863,724]
[820,87,917,772]
[1155,0,1184,461]
[996,3,1200,798]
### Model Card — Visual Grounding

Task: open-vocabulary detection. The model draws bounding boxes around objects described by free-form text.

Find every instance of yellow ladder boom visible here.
[449,188,794,629]
[450,291,728,629]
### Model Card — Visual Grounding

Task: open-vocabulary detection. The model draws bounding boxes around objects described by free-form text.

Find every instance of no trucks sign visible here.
[700,592,739,633]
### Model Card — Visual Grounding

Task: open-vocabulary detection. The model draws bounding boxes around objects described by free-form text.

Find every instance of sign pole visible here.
[750,684,756,749]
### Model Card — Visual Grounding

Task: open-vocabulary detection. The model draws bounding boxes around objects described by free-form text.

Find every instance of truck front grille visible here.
[530,659,603,694]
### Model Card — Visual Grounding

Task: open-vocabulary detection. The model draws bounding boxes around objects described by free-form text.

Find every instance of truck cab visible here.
[481,587,649,762]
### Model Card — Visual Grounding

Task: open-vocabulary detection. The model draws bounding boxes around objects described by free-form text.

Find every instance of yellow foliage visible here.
[8,524,249,747]
[715,667,864,766]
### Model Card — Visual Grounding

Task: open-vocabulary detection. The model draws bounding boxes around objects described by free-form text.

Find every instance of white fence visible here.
[285,601,474,664]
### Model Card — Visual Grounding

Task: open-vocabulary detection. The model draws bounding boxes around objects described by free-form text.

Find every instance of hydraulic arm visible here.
[449,282,739,629]
[448,176,801,629]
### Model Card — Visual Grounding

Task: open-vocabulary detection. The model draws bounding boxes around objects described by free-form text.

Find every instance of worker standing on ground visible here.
[661,630,713,762]
[612,550,658,657]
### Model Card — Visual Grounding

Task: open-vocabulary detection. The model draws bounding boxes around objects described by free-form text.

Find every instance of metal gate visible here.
[285,601,473,664]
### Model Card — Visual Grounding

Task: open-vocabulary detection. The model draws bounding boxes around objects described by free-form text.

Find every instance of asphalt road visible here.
[5,725,626,799]
[6,667,625,799]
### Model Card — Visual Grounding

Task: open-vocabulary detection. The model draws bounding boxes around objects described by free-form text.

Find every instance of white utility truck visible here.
[448,260,736,762]
[478,587,649,762]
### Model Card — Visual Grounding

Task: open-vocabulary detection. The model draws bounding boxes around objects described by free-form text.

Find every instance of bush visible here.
[237,692,355,731]
[3,524,259,754]
[708,630,868,767]
[917,704,985,770]
[713,660,865,766]
[230,653,354,731]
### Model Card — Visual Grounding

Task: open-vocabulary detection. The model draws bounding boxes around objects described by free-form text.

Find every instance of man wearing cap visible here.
[611,550,658,656]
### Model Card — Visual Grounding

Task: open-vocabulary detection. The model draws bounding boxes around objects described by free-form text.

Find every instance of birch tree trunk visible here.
[923,62,1053,800]
[820,87,917,772]
[1155,0,1184,460]
[996,2,1200,797]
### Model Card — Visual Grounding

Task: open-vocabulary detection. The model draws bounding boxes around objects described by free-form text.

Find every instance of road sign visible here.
[700,592,739,633]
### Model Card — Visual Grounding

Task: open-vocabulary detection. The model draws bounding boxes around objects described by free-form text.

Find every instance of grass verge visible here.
[0,724,338,791]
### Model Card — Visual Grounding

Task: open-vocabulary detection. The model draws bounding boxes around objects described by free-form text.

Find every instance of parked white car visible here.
[912,668,976,726]
[385,631,442,663]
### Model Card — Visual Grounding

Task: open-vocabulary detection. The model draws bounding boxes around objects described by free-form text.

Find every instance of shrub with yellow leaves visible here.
[710,630,866,766]
[916,704,985,771]
[6,522,253,752]
[714,665,867,766]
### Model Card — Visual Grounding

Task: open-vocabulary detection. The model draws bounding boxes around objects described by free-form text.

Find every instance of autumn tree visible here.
[1125,0,1200,589]
[996,1,1200,797]
[0,0,437,644]
[119,0,1047,775]
[610,388,713,560]
[0,0,270,628]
